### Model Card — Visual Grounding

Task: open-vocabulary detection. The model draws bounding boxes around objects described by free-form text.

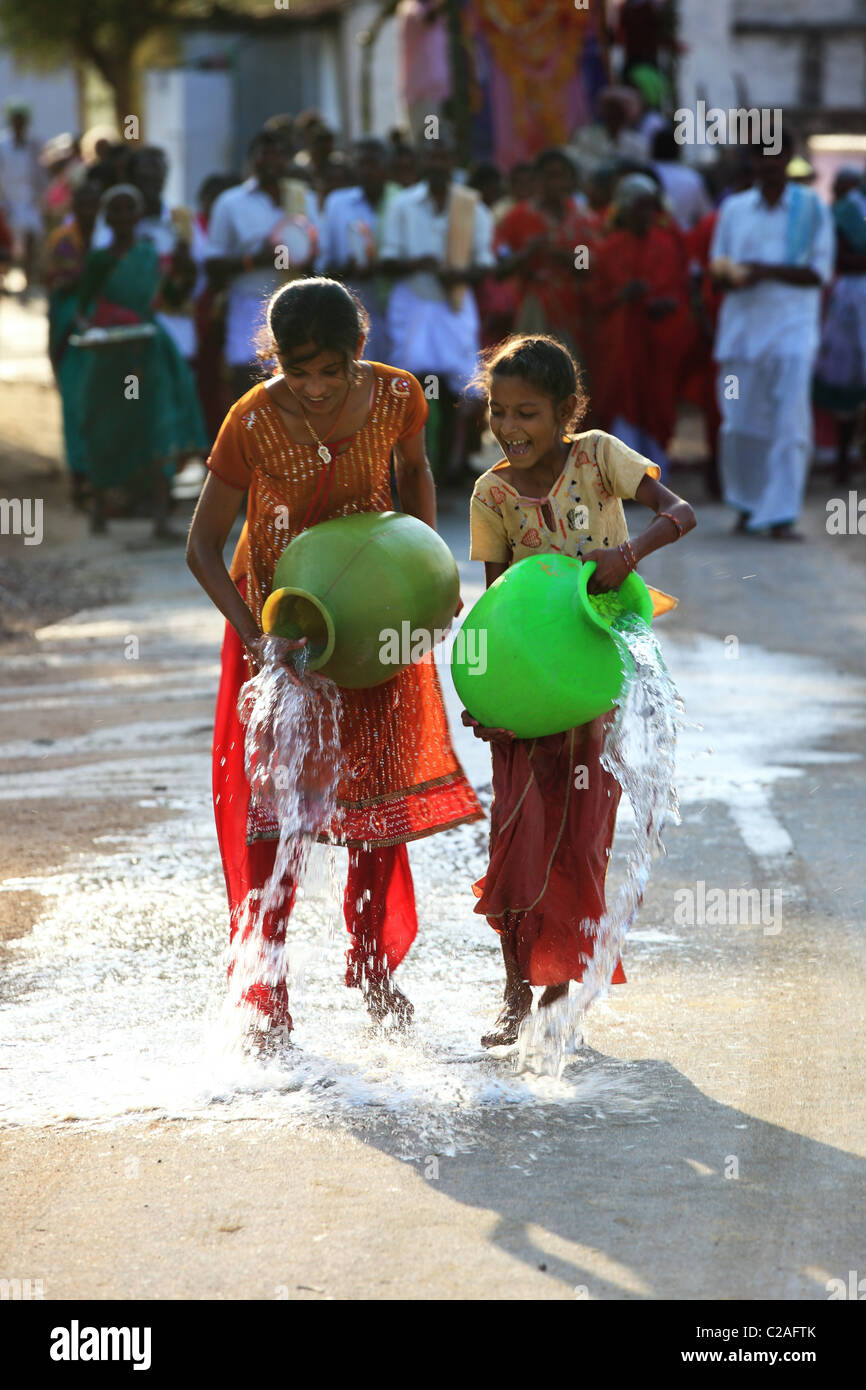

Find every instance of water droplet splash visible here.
[223,637,343,1051]
[517,613,683,1077]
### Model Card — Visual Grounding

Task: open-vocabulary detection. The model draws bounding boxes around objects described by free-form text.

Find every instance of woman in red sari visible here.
[187,278,483,1040]
[589,173,692,472]
[494,148,597,363]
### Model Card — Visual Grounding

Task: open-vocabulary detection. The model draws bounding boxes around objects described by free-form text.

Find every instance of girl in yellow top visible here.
[465,334,696,1047]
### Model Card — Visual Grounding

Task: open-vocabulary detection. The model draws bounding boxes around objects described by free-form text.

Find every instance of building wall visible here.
[180,26,343,167]
[733,0,864,20]
[677,0,740,114]
[338,2,403,141]
[681,0,866,121]
[0,52,79,140]
[824,33,866,103]
[730,0,866,114]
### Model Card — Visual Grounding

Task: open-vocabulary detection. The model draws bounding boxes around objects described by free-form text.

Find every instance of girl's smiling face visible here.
[487,373,576,471]
[281,341,355,413]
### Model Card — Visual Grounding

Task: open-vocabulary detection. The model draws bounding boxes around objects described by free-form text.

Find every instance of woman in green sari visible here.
[45,177,101,511]
[76,184,207,537]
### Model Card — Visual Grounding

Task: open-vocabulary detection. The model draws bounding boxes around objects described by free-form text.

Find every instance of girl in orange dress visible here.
[187,277,483,1039]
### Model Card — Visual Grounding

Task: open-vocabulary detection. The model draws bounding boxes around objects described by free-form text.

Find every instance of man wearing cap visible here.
[0,102,45,295]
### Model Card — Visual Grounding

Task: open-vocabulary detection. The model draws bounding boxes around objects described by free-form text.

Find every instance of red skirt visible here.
[213,593,419,1014]
[473,716,627,989]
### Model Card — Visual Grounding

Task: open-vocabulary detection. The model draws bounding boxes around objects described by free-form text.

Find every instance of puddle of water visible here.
[0,793,663,1151]
[3,619,862,1146]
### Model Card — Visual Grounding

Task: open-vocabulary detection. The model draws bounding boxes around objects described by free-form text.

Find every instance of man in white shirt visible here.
[318,138,400,362]
[651,126,712,231]
[0,101,44,295]
[710,137,835,538]
[380,137,493,478]
[206,128,319,397]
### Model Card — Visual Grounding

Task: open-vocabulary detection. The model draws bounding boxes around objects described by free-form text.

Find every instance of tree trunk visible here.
[107,53,137,134]
[79,35,138,138]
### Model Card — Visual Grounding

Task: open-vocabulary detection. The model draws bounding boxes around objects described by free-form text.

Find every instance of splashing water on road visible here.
[0,633,672,1147]
[222,639,342,1049]
[518,614,683,1077]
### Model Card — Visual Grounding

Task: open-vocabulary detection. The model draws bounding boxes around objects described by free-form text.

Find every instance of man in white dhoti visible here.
[0,101,45,295]
[710,137,834,539]
[380,138,493,479]
[318,138,399,362]
[206,129,318,396]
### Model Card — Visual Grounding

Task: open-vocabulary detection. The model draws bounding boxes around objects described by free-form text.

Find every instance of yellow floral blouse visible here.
[469,429,660,565]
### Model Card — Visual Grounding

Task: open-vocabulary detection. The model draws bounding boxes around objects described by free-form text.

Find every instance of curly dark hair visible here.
[469,334,589,431]
[256,276,371,379]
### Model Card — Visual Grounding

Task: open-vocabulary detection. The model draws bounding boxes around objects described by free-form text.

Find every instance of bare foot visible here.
[363,977,414,1030]
[243,1018,293,1059]
[539,983,569,1009]
[481,983,532,1048]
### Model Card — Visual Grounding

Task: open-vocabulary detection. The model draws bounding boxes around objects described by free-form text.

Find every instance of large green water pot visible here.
[451,554,653,737]
[261,511,459,689]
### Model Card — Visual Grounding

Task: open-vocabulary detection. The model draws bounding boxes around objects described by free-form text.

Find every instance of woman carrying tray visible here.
[75,183,207,537]
[186,276,483,1042]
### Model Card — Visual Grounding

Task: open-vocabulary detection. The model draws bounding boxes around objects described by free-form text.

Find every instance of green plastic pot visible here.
[451,554,653,738]
[261,511,460,689]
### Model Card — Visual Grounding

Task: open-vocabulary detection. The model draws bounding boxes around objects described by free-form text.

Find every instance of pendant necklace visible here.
[292,381,353,465]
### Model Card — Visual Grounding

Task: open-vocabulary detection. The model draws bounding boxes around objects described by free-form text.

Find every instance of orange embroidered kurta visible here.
[207,361,484,848]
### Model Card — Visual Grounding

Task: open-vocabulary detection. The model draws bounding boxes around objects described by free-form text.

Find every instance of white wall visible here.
[733,0,859,20]
[677,0,740,116]
[824,35,866,107]
[339,2,402,141]
[0,51,79,141]
[144,69,235,208]
[728,35,803,107]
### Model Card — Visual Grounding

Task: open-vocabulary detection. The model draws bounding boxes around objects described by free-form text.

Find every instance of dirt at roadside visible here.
[0,381,154,939]
[0,382,124,641]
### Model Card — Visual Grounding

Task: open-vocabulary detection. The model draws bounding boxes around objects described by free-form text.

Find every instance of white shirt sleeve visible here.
[473,199,494,268]
[709,197,734,261]
[205,191,236,259]
[809,197,836,285]
[316,191,337,272]
[379,193,405,261]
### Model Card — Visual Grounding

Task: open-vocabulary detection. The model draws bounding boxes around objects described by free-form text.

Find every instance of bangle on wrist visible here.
[619,540,637,572]
[659,510,684,539]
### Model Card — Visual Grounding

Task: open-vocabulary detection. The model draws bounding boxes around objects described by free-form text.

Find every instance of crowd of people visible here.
[1,89,865,540]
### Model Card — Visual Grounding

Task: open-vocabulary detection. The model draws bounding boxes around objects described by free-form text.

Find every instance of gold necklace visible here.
[291,382,353,465]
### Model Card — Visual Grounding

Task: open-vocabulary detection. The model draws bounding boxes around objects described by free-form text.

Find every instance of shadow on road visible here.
[343,1046,864,1300]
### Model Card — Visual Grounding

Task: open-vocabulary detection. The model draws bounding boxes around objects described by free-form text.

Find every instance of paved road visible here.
[0,338,864,1299]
